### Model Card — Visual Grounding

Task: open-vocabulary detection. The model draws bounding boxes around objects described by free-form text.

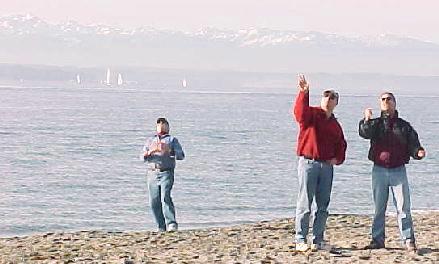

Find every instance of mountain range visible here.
[1,14,439,75]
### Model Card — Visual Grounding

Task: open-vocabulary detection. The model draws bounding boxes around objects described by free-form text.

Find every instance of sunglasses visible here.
[323,90,339,100]
[381,97,393,102]
[156,117,169,124]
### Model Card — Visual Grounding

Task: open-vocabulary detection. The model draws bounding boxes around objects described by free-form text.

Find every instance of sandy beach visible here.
[0,212,438,263]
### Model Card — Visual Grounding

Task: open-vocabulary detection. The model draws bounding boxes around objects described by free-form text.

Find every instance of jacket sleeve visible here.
[335,124,347,165]
[359,118,379,139]
[293,91,312,125]
[171,137,185,160]
[406,122,424,159]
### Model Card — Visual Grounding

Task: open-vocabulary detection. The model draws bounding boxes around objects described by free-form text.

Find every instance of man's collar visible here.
[319,108,335,119]
[380,110,398,118]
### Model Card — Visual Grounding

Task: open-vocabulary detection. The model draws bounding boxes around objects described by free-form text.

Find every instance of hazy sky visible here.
[2,0,439,42]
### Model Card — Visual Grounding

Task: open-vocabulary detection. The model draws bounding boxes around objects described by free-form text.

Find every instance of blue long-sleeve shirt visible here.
[141,134,185,170]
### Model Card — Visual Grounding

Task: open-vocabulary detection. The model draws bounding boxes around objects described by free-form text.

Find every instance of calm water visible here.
[0,85,438,237]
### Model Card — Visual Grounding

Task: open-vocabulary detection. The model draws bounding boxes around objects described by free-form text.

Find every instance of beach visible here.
[0,212,438,263]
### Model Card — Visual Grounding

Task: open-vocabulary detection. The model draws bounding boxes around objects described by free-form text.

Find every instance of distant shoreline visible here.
[1,212,438,262]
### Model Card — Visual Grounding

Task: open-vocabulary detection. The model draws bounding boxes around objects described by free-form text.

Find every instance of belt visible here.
[302,156,325,162]
[148,167,172,172]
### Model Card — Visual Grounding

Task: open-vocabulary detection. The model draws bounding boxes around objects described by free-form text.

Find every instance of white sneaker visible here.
[295,242,309,252]
[405,239,417,253]
[168,223,178,232]
[311,241,332,251]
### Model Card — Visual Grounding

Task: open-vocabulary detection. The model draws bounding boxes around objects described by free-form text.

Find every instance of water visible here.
[0,85,438,237]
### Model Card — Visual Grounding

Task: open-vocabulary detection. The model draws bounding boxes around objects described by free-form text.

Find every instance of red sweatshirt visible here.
[293,91,347,165]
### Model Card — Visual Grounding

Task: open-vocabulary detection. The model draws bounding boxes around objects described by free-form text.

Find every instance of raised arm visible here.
[359,108,379,139]
[293,74,312,125]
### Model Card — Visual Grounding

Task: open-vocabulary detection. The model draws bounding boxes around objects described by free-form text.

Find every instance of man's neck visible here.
[324,109,333,118]
[383,110,396,118]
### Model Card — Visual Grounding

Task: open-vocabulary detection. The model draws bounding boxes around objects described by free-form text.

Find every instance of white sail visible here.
[182,78,187,88]
[76,74,81,84]
[106,68,111,85]
[117,73,123,86]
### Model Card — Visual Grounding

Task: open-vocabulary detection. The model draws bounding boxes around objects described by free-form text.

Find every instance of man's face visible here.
[156,122,169,134]
[380,94,396,113]
[321,93,338,112]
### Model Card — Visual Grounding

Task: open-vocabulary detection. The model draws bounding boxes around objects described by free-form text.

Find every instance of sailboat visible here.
[76,74,81,84]
[182,78,187,88]
[117,73,123,86]
[105,68,111,86]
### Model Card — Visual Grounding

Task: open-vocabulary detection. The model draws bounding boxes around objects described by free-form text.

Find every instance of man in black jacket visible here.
[359,92,425,252]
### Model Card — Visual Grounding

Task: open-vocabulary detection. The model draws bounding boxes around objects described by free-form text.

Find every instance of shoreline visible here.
[1,212,438,263]
[3,209,439,240]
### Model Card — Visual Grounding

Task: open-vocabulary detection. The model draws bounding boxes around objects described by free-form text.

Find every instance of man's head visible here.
[320,89,339,113]
[380,92,396,114]
[156,117,170,134]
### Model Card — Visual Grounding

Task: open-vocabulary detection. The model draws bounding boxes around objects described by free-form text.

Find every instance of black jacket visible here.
[359,111,424,164]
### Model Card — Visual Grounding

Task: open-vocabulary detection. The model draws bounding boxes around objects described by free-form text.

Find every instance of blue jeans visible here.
[371,165,415,244]
[147,169,177,231]
[295,157,334,244]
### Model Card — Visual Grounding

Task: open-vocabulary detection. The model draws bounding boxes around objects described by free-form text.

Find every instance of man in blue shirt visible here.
[142,117,185,231]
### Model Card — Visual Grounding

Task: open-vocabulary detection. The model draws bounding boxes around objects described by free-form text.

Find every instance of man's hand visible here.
[417,149,426,159]
[297,74,309,93]
[144,148,160,157]
[146,143,171,156]
[364,108,373,121]
[159,143,171,154]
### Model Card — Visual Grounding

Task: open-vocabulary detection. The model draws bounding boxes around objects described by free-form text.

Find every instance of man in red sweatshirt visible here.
[293,74,347,252]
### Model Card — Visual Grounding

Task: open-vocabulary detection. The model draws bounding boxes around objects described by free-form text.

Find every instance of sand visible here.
[1,212,438,263]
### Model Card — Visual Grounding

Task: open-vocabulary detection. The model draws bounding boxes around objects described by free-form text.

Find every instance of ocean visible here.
[0,84,438,237]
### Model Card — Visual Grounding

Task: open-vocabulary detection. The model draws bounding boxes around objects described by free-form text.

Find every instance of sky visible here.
[1,0,439,43]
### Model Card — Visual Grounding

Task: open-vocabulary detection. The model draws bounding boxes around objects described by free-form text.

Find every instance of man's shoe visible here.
[311,241,333,251]
[168,223,178,232]
[363,241,385,250]
[405,240,417,252]
[295,242,309,252]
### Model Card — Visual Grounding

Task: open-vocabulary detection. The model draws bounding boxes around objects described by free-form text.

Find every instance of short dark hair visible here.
[380,92,396,104]
[156,117,169,125]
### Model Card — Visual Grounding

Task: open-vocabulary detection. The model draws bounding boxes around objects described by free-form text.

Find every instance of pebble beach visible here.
[1,212,438,263]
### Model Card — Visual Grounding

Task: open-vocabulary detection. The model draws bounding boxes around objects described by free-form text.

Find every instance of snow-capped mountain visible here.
[1,14,438,75]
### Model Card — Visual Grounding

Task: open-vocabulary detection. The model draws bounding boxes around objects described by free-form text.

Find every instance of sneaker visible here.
[295,242,309,252]
[405,240,417,252]
[168,223,178,232]
[363,241,385,250]
[311,241,333,251]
